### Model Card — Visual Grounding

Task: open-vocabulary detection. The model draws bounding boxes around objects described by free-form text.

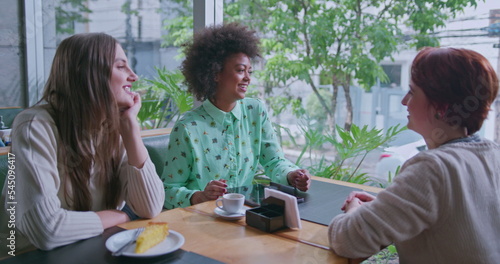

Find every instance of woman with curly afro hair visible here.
[161,23,311,209]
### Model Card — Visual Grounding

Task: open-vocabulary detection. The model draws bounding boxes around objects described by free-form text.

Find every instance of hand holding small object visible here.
[191,179,228,204]
[287,169,311,191]
[205,180,227,198]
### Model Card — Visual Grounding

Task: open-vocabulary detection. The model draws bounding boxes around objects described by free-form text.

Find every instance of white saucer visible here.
[106,229,184,257]
[214,206,248,220]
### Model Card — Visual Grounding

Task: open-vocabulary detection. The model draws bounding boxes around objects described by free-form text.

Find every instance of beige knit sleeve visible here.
[117,141,164,218]
[328,153,443,258]
[9,109,103,250]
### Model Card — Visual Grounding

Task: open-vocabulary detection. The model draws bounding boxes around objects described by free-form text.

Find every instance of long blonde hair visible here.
[41,33,122,211]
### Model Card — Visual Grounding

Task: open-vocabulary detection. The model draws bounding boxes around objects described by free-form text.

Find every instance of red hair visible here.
[411,47,499,135]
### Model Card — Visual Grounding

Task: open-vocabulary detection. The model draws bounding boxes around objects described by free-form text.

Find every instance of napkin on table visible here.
[264,188,302,229]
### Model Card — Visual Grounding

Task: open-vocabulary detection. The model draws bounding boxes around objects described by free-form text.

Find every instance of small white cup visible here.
[216,193,244,214]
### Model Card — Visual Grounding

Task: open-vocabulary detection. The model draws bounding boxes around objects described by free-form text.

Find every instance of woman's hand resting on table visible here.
[287,169,312,191]
[341,191,376,213]
[190,180,228,205]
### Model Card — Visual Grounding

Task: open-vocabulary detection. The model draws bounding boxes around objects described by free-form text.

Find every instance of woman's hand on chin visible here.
[119,92,141,123]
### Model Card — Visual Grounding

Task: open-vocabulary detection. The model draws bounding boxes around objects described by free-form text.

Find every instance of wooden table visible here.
[0,177,382,264]
[119,177,383,264]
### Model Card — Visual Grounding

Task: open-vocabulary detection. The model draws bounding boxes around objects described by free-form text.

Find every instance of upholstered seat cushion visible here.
[142,134,170,177]
[0,133,170,192]
[0,154,7,191]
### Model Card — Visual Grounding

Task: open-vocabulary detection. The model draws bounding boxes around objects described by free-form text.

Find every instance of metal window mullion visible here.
[193,0,223,32]
[192,0,223,108]
[24,0,45,106]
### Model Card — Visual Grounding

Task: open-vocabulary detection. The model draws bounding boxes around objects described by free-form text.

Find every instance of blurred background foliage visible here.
[132,67,192,129]
[136,0,477,186]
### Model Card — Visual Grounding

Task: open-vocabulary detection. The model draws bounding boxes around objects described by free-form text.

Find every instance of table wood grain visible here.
[118,178,382,263]
[119,206,347,264]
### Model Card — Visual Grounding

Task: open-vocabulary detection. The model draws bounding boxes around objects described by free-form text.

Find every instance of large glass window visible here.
[16,0,500,184]
[380,65,402,88]
[48,0,184,80]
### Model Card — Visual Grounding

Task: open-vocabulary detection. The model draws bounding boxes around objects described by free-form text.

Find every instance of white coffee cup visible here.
[216,193,245,214]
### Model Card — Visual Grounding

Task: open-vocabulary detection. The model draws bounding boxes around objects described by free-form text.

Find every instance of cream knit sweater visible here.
[329,138,500,263]
[0,106,164,257]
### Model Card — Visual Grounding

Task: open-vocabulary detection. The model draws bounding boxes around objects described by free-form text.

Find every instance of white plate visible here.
[214,206,249,220]
[106,229,184,257]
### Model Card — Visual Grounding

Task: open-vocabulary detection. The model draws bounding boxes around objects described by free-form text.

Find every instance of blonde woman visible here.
[0,33,164,256]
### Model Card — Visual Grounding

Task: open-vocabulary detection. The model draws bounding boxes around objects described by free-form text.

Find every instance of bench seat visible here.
[0,129,171,193]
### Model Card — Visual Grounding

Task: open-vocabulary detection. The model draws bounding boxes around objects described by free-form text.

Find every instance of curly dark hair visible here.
[181,22,260,101]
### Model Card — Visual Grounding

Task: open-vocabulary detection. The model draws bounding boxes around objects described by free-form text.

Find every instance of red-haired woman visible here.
[329,47,500,263]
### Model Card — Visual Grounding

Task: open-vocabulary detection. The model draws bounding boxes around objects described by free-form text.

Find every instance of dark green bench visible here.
[142,134,170,177]
[0,153,9,192]
[0,107,23,128]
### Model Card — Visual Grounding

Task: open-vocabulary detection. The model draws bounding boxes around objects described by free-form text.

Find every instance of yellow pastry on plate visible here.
[135,222,169,254]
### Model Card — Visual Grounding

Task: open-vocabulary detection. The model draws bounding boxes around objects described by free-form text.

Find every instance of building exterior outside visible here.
[1,0,498,143]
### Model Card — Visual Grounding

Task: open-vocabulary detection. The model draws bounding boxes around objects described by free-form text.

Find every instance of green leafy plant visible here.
[295,120,325,166]
[388,166,401,185]
[328,124,406,182]
[224,0,479,132]
[56,0,92,34]
[147,67,193,113]
[372,165,402,189]
[133,67,193,129]
[364,244,398,264]
[294,123,406,184]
